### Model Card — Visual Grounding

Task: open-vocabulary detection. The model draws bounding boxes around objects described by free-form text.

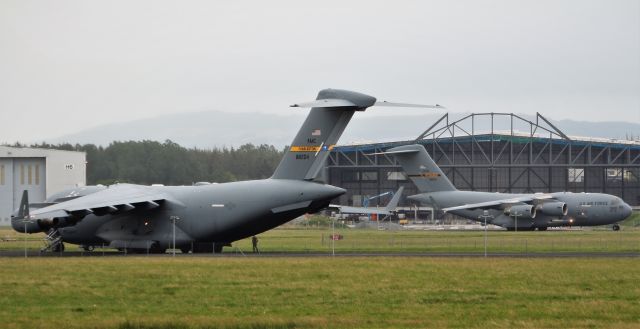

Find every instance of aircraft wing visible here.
[28,184,175,219]
[442,194,554,212]
[329,205,392,215]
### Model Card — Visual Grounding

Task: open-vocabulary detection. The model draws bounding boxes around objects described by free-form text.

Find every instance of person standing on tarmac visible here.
[252,235,259,253]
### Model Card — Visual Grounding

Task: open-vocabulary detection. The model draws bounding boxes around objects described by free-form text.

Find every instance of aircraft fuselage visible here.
[19,180,344,250]
[408,191,632,229]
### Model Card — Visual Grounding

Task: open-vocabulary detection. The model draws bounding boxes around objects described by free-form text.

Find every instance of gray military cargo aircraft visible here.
[381,144,633,231]
[11,89,442,253]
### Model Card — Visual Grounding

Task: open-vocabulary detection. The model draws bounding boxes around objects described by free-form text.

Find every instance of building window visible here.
[35,165,40,185]
[386,171,407,181]
[0,165,4,185]
[568,168,584,183]
[341,171,360,182]
[28,165,32,185]
[20,164,24,185]
[360,171,378,181]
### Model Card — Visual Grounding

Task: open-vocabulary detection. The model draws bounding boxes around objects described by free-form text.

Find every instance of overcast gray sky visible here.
[1,0,638,143]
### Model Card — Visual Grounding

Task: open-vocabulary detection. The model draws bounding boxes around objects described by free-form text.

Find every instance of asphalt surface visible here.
[1,250,639,258]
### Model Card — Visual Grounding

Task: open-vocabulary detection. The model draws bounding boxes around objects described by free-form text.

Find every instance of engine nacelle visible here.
[505,205,537,219]
[40,217,80,229]
[11,216,81,234]
[10,217,43,233]
[537,202,568,217]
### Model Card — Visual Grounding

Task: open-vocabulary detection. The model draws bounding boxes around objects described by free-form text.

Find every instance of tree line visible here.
[11,140,285,185]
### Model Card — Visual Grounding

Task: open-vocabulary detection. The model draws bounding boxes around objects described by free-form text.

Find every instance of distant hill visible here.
[44,111,640,148]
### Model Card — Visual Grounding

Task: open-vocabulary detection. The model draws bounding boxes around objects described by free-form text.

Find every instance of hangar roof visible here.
[0,145,85,158]
[334,133,640,153]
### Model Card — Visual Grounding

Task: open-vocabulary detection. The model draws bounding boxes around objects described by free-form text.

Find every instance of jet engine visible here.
[536,202,568,217]
[505,205,537,219]
[37,217,80,230]
[11,216,81,234]
[10,216,42,233]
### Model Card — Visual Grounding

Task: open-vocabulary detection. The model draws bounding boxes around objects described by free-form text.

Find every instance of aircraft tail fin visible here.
[271,89,442,181]
[383,144,457,193]
[17,190,29,219]
[11,190,32,232]
[384,186,404,212]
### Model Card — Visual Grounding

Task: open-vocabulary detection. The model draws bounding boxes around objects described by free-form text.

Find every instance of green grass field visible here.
[1,221,640,328]
[0,257,639,329]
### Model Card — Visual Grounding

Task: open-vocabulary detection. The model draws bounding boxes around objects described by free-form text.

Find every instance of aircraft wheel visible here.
[180,246,191,254]
[149,243,166,254]
[612,224,620,231]
[82,245,95,252]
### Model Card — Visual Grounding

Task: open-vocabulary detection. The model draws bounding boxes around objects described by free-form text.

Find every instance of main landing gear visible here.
[191,242,228,254]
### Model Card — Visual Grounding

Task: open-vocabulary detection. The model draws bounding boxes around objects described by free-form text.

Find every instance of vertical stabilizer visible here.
[271,89,375,180]
[386,144,457,193]
[272,90,443,181]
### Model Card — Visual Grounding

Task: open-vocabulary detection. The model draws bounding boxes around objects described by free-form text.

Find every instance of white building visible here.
[0,146,86,226]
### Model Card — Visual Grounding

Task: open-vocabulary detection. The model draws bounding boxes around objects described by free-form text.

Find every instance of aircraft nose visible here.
[328,185,347,198]
[305,183,346,200]
[623,203,633,219]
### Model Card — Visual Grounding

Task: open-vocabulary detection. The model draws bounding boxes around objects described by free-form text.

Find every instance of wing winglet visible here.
[17,190,29,219]
[384,186,404,212]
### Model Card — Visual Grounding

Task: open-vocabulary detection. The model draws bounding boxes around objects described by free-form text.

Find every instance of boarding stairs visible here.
[41,229,63,252]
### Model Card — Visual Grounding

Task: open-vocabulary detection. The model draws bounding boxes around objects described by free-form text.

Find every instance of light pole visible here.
[332,212,336,257]
[479,210,493,257]
[170,215,180,257]
[510,211,520,232]
[24,221,27,258]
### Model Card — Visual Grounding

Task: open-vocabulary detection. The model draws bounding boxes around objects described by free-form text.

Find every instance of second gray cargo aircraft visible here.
[383,144,633,231]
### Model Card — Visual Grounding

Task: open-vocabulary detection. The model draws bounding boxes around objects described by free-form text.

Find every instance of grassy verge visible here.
[1,257,639,328]
[2,227,640,254]
[232,228,640,254]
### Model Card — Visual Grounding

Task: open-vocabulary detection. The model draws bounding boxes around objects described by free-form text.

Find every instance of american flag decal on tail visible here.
[311,129,321,136]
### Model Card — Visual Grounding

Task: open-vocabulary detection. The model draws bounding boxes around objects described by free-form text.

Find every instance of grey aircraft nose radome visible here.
[11,89,441,253]
[378,144,633,231]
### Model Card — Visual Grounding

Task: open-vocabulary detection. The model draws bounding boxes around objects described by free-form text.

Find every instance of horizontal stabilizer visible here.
[333,205,392,216]
[291,99,445,110]
[290,99,357,108]
[373,101,445,109]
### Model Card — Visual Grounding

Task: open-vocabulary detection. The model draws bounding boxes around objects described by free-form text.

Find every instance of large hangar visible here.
[0,146,86,226]
[325,113,640,208]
